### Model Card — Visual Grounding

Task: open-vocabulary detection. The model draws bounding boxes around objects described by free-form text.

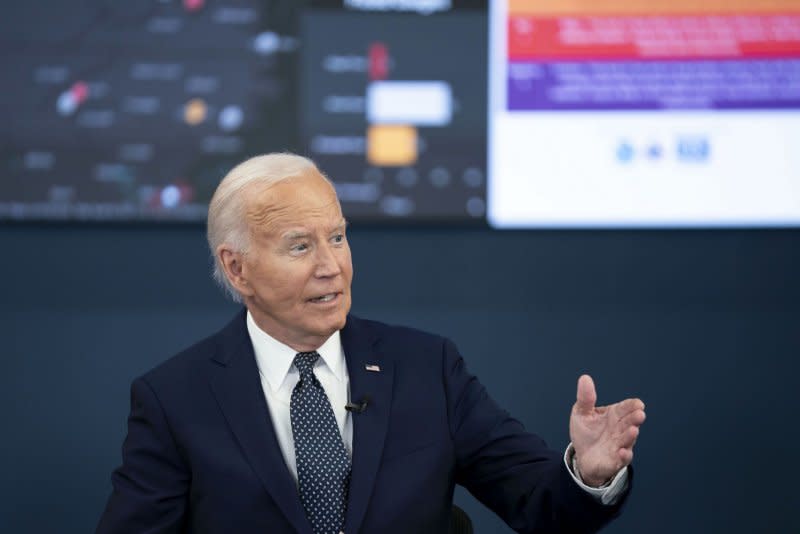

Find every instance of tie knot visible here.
[293,351,320,380]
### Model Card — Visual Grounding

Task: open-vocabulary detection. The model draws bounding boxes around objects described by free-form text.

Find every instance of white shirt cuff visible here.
[563,443,629,506]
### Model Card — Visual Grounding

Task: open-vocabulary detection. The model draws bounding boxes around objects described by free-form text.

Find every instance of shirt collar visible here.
[246,310,346,393]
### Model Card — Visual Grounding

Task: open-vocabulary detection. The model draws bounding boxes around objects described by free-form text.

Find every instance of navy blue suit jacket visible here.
[97,311,629,533]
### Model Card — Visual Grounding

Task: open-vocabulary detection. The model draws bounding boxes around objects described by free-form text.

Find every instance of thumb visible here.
[574,374,597,415]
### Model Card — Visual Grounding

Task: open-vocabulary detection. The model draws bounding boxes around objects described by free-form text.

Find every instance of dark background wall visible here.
[1,224,799,533]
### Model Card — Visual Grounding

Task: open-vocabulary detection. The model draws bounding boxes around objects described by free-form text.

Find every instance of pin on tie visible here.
[365,364,381,372]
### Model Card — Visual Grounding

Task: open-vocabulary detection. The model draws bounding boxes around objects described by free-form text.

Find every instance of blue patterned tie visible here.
[291,351,350,534]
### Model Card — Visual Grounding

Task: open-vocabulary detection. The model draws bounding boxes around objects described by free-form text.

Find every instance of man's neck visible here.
[246,308,331,353]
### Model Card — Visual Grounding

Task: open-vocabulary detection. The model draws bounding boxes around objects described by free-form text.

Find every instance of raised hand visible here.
[569,375,646,487]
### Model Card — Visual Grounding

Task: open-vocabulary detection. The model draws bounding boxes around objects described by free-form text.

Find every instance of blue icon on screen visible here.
[677,137,710,162]
[616,141,634,163]
[646,144,663,160]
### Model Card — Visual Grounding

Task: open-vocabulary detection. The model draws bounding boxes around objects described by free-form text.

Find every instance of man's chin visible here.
[318,296,350,327]
[307,310,347,337]
[298,298,350,340]
[325,312,348,334]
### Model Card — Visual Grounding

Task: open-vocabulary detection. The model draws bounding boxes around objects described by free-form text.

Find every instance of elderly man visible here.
[97,153,645,534]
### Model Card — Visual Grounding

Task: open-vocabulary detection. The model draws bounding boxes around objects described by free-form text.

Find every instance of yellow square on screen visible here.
[367,125,418,166]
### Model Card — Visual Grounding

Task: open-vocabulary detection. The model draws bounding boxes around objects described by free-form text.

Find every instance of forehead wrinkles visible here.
[246,186,342,237]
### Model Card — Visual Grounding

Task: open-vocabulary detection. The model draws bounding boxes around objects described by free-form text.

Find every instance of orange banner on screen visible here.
[508,0,800,15]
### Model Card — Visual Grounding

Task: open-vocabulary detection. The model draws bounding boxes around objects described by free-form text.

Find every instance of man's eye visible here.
[291,243,309,252]
[332,234,345,244]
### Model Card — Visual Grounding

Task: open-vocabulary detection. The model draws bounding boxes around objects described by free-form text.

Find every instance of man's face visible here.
[235,170,353,351]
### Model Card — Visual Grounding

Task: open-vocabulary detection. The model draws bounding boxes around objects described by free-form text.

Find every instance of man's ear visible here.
[218,245,254,298]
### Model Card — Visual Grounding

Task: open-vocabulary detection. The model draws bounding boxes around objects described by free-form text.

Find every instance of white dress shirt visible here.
[565,444,628,505]
[246,311,627,503]
[247,312,353,484]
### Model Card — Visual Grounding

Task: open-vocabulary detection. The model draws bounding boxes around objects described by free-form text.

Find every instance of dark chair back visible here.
[449,504,473,534]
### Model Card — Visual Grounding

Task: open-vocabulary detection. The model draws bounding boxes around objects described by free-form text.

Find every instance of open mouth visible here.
[309,293,339,303]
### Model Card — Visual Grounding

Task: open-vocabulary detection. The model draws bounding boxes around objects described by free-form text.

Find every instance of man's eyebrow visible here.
[282,229,310,240]
[280,220,347,240]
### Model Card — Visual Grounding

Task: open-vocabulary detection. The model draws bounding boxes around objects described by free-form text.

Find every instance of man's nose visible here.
[314,243,342,277]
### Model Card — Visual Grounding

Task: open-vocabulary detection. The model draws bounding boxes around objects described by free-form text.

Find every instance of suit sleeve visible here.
[96,377,189,534]
[442,338,630,533]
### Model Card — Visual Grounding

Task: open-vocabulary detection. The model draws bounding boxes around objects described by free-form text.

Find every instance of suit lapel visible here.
[208,311,311,534]
[341,316,394,534]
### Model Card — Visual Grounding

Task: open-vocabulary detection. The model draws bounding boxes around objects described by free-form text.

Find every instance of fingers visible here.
[618,425,640,449]
[615,398,645,417]
[619,407,646,428]
[574,374,597,415]
[618,447,634,466]
[616,404,645,451]
[616,427,639,468]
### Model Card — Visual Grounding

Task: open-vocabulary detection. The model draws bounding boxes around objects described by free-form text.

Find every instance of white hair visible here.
[207,153,328,302]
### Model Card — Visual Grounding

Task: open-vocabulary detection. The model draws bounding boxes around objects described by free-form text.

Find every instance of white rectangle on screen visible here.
[366,81,452,126]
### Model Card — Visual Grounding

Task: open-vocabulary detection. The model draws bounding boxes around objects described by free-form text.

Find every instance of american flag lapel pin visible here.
[365,363,381,372]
